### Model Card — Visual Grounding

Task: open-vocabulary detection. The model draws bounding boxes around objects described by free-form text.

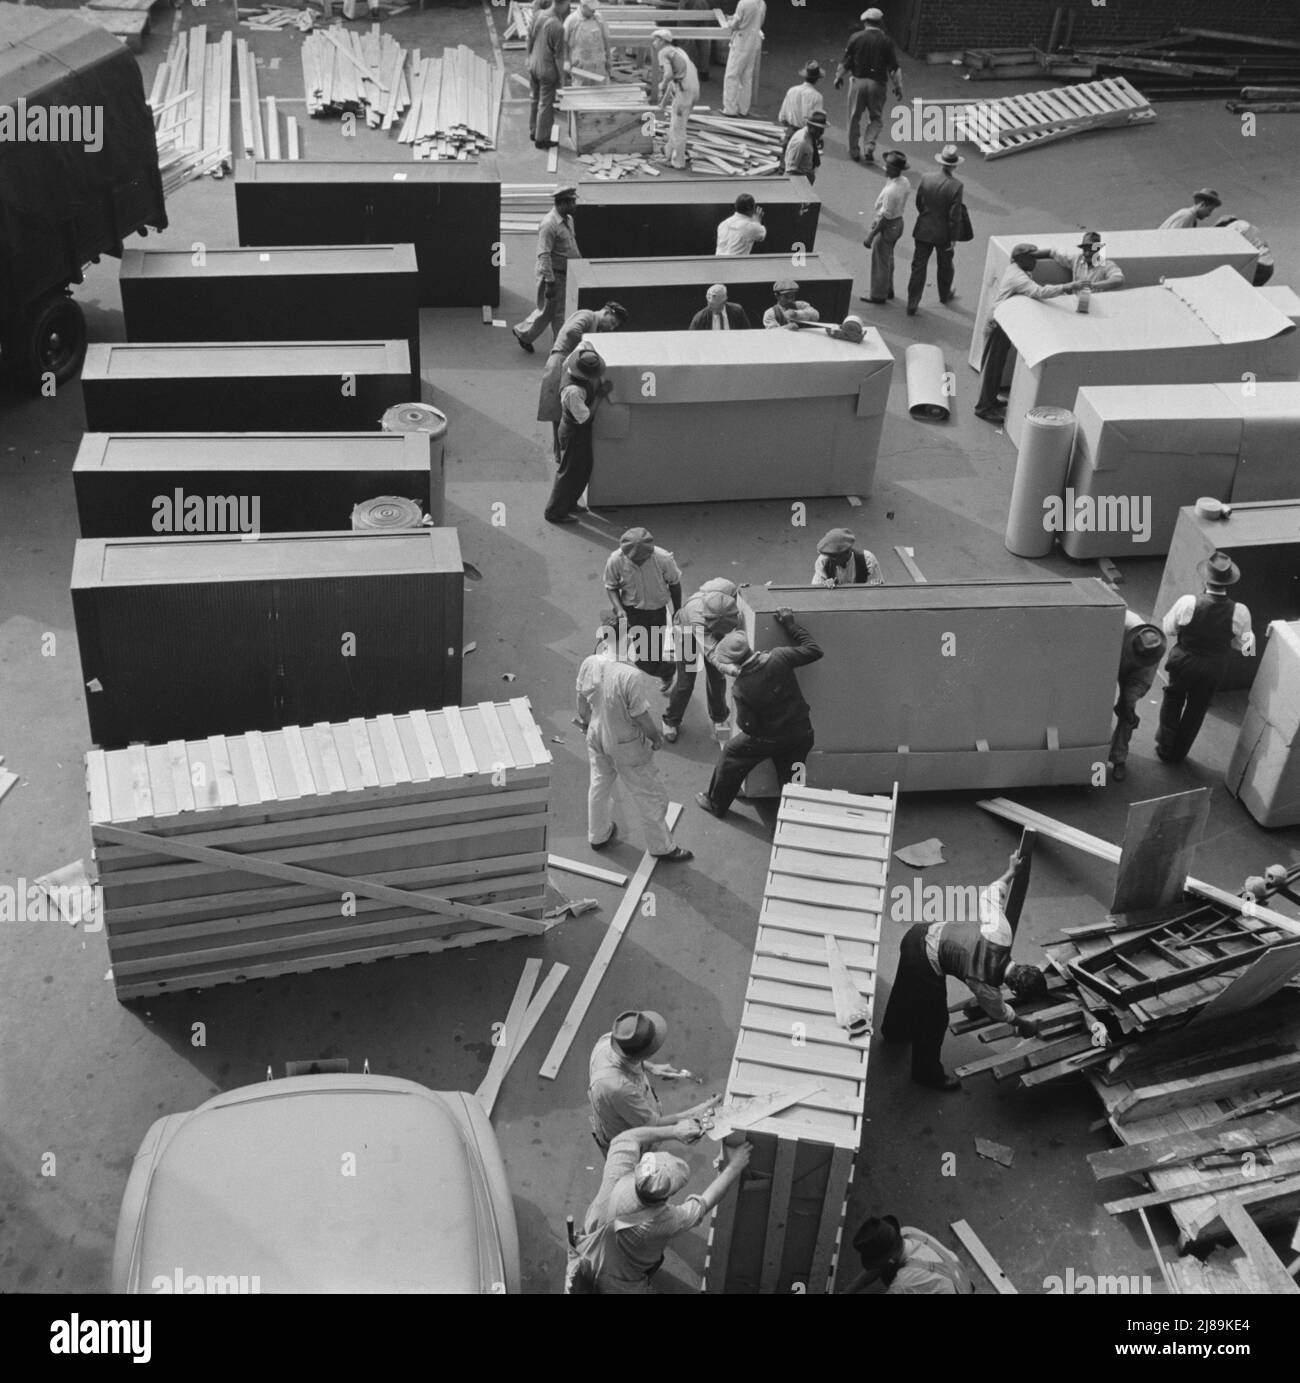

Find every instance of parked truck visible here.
[0,3,166,386]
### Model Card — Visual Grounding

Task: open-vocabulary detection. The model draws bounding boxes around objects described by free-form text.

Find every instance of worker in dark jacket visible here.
[1109,611,1167,783]
[528,0,570,148]
[689,284,751,331]
[906,145,965,316]
[881,848,1046,1090]
[695,608,822,818]
[545,344,609,524]
[1156,551,1255,764]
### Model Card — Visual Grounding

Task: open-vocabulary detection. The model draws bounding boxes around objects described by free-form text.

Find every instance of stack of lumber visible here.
[576,153,659,181]
[87,699,555,1000]
[302,24,410,130]
[500,182,553,234]
[704,784,895,1294]
[236,36,301,159]
[502,0,531,51]
[399,45,504,160]
[668,111,785,175]
[945,76,1155,158]
[148,26,233,193]
[78,0,155,53]
[959,46,1095,81]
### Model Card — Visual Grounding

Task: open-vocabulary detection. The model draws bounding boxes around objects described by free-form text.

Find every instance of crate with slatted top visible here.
[86,699,553,1000]
[703,783,896,1294]
[954,76,1155,159]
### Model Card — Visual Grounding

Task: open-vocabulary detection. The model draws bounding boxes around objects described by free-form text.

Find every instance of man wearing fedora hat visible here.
[841,1215,971,1294]
[906,145,965,316]
[567,1122,751,1292]
[784,110,828,184]
[834,9,902,164]
[1109,610,1168,783]
[513,186,581,353]
[695,607,823,819]
[545,342,611,522]
[538,300,628,462]
[1160,187,1222,229]
[862,149,910,304]
[763,279,820,329]
[588,1010,722,1154]
[1044,230,1125,292]
[1156,551,1256,763]
[778,60,826,147]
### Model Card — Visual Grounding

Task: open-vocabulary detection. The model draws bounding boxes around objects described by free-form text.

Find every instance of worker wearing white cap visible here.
[566,1123,751,1293]
[564,0,611,85]
[662,578,742,742]
[688,284,751,330]
[812,528,884,586]
[653,28,699,170]
[763,279,820,329]
[722,0,766,117]
[834,8,902,164]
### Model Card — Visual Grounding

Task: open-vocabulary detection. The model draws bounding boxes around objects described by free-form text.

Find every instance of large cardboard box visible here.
[997,269,1300,446]
[119,244,422,390]
[71,529,464,747]
[80,340,412,433]
[1155,501,1300,692]
[587,328,893,505]
[1226,620,1300,827]
[72,432,440,538]
[233,159,501,307]
[968,227,1261,371]
[566,252,853,331]
[1060,384,1297,560]
[572,177,820,258]
[738,579,1124,794]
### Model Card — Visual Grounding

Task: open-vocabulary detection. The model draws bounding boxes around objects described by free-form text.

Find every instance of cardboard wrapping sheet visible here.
[996,268,1299,445]
[1227,620,1300,827]
[967,227,1261,370]
[587,328,894,504]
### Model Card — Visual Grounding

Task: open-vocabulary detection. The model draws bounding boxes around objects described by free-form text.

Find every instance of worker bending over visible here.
[842,1216,972,1294]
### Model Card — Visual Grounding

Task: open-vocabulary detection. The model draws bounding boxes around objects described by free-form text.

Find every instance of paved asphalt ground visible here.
[1,0,1297,1295]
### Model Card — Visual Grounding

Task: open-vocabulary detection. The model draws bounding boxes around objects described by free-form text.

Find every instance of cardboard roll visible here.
[352,496,427,530]
[381,403,447,438]
[1006,405,1076,559]
[905,343,951,421]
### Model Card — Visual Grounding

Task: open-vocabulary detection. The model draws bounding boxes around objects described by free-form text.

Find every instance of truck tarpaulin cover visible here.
[0,3,165,304]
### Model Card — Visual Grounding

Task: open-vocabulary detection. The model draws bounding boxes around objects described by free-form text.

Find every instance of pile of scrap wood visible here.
[238,5,314,32]
[399,45,504,159]
[958,47,1095,82]
[302,24,410,128]
[576,153,659,181]
[502,0,531,51]
[238,37,301,159]
[149,26,233,193]
[669,111,784,175]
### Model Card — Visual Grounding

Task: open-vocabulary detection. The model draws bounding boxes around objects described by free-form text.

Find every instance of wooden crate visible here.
[569,107,653,156]
[703,783,896,1293]
[87,699,554,1000]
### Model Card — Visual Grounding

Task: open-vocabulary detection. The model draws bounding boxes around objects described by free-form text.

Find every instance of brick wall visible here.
[913,0,1300,53]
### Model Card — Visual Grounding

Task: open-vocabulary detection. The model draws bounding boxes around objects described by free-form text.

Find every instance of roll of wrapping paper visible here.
[905,343,950,421]
[1005,406,1076,558]
[380,403,447,438]
[352,496,426,530]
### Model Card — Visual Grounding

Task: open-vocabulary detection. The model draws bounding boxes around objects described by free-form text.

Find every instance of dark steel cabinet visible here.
[72,529,464,747]
[233,160,501,307]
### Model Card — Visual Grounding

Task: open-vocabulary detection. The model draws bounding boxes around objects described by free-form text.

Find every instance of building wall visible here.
[913,0,1300,54]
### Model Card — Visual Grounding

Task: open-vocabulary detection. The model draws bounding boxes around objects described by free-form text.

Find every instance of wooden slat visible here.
[806,1145,854,1292]
[127,743,154,820]
[348,719,379,788]
[951,1219,1017,1293]
[548,855,628,887]
[312,723,347,795]
[87,751,112,824]
[374,714,412,785]
[442,705,479,775]
[478,961,570,1115]
[476,701,515,775]
[281,724,318,797]
[244,731,277,804]
[408,710,445,779]
[206,736,238,808]
[474,958,541,1115]
[758,1138,798,1293]
[167,740,197,813]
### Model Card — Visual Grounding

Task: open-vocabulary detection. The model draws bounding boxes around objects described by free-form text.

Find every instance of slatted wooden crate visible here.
[87,699,553,1000]
[704,783,896,1294]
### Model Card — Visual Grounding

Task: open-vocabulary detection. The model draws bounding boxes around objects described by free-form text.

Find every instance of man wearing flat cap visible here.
[603,527,683,684]
[588,1010,721,1155]
[1156,551,1255,764]
[834,9,902,165]
[689,284,751,330]
[1109,610,1167,783]
[778,60,826,148]
[763,280,821,329]
[1160,187,1222,229]
[841,1215,971,1294]
[653,28,699,172]
[513,186,581,353]
[974,242,1081,424]
[812,528,884,587]
[696,607,823,819]
[784,110,828,184]
[1044,230,1124,292]
[567,1122,751,1292]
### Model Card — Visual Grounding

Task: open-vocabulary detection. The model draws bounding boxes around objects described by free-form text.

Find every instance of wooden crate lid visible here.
[725,782,897,1150]
[85,698,551,826]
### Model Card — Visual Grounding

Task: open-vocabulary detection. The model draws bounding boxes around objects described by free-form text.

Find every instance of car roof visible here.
[137,1076,487,1292]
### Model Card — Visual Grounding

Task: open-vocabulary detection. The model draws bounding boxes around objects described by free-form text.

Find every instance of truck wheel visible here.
[25,293,87,386]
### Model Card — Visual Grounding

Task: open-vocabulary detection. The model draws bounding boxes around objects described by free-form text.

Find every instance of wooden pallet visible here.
[954,76,1155,159]
[87,699,553,1000]
[703,783,896,1294]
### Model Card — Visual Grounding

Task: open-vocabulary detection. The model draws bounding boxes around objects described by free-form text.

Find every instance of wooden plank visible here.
[1115,1052,1300,1122]
[348,719,379,789]
[1089,1110,1300,1181]
[167,740,197,814]
[86,752,112,824]
[951,1219,1018,1293]
[95,823,551,937]
[704,1161,743,1292]
[476,701,515,775]
[207,736,238,808]
[1112,790,1210,915]
[806,1145,854,1293]
[1215,1199,1300,1294]
[1192,943,1300,1025]
[281,724,318,798]
[311,723,347,795]
[407,710,445,780]
[1105,1164,1300,1215]
[374,714,412,785]
[547,855,628,887]
[1185,879,1300,940]
[286,114,300,160]
[475,957,541,1114]
[758,1138,798,1294]
[243,731,277,804]
[126,743,154,821]
[442,705,479,775]
[977,797,1120,863]
[539,802,683,1079]
[478,961,570,1115]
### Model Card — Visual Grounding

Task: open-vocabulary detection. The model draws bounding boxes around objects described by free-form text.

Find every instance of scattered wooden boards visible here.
[951,1219,1018,1293]
[477,958,570,1116]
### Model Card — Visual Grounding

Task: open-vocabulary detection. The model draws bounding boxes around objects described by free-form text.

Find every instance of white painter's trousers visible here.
[587,737,673,855]
[665,82,697,168]
[723,34,760,115]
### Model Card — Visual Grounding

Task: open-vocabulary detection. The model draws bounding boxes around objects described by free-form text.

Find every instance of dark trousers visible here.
[545,419,593,520]
[907,239,954,309]
[664,657,728,728]
[704,724,814,814]
[976,325,1014,413]
[530,74,558,144]
[1110,667,1157,766]
[881,923,948,1082]
[1253,263,1275,287]
[1155,650,1227,763]
[624,604,672,681]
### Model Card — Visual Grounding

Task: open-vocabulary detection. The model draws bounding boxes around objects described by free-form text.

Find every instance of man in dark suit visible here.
[906,144,965,316]
[689,284,751,330]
